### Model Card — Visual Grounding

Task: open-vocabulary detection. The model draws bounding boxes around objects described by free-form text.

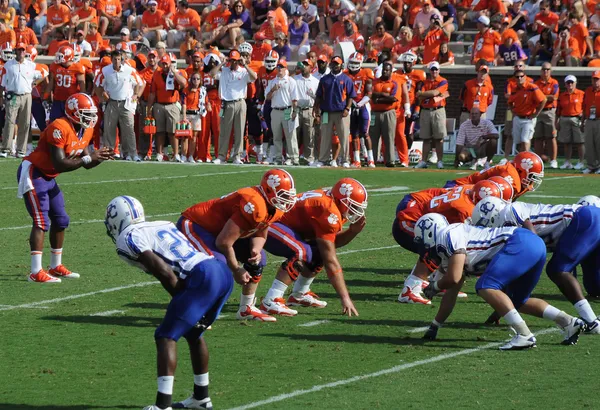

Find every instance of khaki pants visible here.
[534,109,556,139]
[153,102,180,134]
[371,110,397,164]
[218,99,246,162]
[420,108,447,140]
[298,108,315,162]
[319,111,349,163]
[558,116,583,144]
[271,108,299,163]
[104,100,136,158]
[584,119,600,169]
[1,93,32,155]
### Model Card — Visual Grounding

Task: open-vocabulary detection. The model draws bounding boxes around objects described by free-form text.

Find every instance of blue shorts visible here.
[582,251,600,297]
[392,217,420,254]
[155,258,234,341]
[350,105,369,139]
[476,228,547,309]
[547,206,600,277]
[443,180,457,188]
[265,223,320,265]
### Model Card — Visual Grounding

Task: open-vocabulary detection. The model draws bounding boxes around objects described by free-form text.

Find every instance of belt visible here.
[542,107,555,111]
[186,109,200,115]
[223,98,243,104]
[109,99,126,103]
[515,115,533,120]
[8,93,26,96]
[421,106,443,111]
[158,102,176,105]
[272,106,291,110]
[562,115,581,118]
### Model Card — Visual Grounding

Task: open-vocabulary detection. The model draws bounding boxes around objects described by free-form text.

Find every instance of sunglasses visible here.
[516,75,525,78]
[277,65,286,69]
[540,7,547,10]
[566,80,574,84]
[430,67,439,71]
[192,77,201,81]
[542,68,551,70]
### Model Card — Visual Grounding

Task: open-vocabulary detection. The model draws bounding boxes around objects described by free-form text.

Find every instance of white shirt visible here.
[265,73,299,108]
[75,40,92,54]
[1,59,41,94]
[295,3,318,21]
[219,65,251,101]
[293,74,319,108]
[456,119,497,148]
[97,63,143,101]
[313,67,330,81]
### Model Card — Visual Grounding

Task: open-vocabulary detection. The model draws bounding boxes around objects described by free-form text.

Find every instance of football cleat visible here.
[236,305,277,322]
[259,298,298,316]
[398,286,431,305]
[49,265,80,279]
[499,330,537,351]
[28,269,61,283]
[173,395,213,409]
[143,406,172,410]
[368,160,376,168]
[351,161,361,168]
[414,160,428,169]
[582,318,600,334]
[560,317,584,345]
[287,291,328,308]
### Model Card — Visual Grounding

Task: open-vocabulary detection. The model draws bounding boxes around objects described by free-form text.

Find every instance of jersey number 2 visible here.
[157,229,196,260]
[430,186,464,208]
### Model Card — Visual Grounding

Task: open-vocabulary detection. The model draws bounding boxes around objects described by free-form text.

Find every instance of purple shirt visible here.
[273,44,291,61]
[229,10,252,34]
[289,21,309,46]
[499,44,526,66]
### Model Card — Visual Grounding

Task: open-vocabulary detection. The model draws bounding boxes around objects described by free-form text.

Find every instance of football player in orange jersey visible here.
[256,50,279,163]
[260,178,367,317]
[394,180,503,304]
[344,52,376,168]
[18,93,113,283]
[71,42,94,93]
[177,169,297,322]
[47,45,86,122]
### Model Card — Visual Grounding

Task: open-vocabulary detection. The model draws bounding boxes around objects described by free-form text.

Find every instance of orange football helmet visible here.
[471,180,503,204]
[116,41,132,58]
[514,152,544,191]
[55,45,74,64]
[332,178,368,223]
[70,43,83,62]
[259,169,297,212]
[65,93,98,129]
[488,176,514,202]
[25,44,37,61]
[347,52,363,71]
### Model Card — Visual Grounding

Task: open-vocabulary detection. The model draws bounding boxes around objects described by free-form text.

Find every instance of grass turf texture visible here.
[0,159,598,410]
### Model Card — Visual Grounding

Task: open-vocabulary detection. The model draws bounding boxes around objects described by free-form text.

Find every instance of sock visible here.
[265,279,288,301]
[193,373,209,400]
[367,149,374,162]
[31,251,42,274]
[156,376,174,409]
[503,309,532,335]
[404,273,424,289]
[239,293,255,309]
[50,248,62,269]
[542,305,560,321]
[292,275,315,295]
[353,150,360,162]
[574,299,597,322]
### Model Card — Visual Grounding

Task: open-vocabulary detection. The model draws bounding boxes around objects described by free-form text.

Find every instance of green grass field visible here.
[0,158,599,410]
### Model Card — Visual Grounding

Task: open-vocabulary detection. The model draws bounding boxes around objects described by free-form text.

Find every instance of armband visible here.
[81,155,92,165]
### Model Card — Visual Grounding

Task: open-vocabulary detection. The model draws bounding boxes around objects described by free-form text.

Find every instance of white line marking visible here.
[407,326,430,333]
[526,194,581,199]
[298,320,330,327]
[218,314,228,319]
[370,191,411,198]
[90,309,125,317]
[0,304,48,309]
[225,327,559,410]
[545,176,584,181]
[369,186,410,193]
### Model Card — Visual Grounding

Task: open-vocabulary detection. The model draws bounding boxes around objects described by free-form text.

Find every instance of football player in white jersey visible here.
[414,213,584,350]
[473,196,600,333]
[105,196,234,410]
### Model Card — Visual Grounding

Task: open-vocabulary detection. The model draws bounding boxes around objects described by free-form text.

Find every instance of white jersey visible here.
[116,221,212,279]
[499,202,579,247]
[435,223,518,275]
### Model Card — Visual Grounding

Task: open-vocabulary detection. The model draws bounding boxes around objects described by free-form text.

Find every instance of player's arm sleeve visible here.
[46,124,67,149]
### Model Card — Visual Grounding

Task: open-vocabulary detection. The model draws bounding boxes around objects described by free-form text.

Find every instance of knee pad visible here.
[307,260,323,274]
[243,261,263,283]
[281,257,303,281]
[51,214,70,229]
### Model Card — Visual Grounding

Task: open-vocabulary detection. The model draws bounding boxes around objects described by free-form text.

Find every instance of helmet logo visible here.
[327,213,339,225]
[243,202,255,214]
[67,97,79,111]
[504,175,514,185]
[480,202,496,215]
[478,186,493,199]
[339,183,353,197]
[267,174,281,189]
[417,218,433,231]
[520,158,534,172]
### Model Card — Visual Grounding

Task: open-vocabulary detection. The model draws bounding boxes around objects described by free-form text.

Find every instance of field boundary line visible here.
[225,327,559,410]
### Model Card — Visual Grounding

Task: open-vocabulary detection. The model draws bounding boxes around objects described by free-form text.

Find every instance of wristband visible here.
[432,319,443,328]
[81,155,92,165]
[433,280,440,291]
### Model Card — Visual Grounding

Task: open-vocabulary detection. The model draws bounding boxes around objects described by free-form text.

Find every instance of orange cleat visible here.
[287,291,328,308]
[48,265,80,279]
[236,305,277,322]
[29,269,61,283]
[398,286,431,305]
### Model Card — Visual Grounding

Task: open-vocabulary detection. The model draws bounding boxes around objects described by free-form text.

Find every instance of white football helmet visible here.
[264,50,279,70]
[414,213,449,249]
[347,52,363,72]
[408,149,422,164]
[471,197,507,228]
[238,42,253,55]
[105,196,146,243]
[0,42,14,61]
[398,51,417,63]
[577,195,600,207]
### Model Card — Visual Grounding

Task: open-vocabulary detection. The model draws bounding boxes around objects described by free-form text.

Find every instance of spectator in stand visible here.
[251,32,272,61]
[97,0,123,35]
[324,0,353,34]
[371,61,399,167]
[556,75,585,171]
[310,33,333,60]
[533,1,558,33]
[437,0,457,35]
[336,20,365,53]
[85,22,103,54]
[471,15,501,65]
[522,0,540,25]
[358,0,382,37]
[529,28,554,66]
[141,0,167,47]
[330,9,357,41]
[296,0,318,36]
[226,1,252,42]
[436,42,454,65]
[416,14,449,64]
[179,29,198,59]
[272,0,290,34]
[138,49,159,161]
[155,41,167,58]
[498,29,526,66]
[376,0,402,37]
[73,29,92,57]
[458,64,494,125]
[569,13,592,62]
[157,0,176,21]
[257,10,284,41]
[272,32,291,61]
[369,21,395,53]
[548,0,567,26]
[414,0,441,30]
[23,0,47,36]
[71,0,97,36]
[507,0,528,35]
[533,63,559,168]
[14,13,37,46]
[46,28,69,55]
[288,11,310,59]
[499,16,521,46]
[582,71,600,174]
[0,0,15,28]
[252,0,270,27]
[589,4,600,36]
[453,107,498,170]
[166,1,201,48]
[552,26,580,66]
[42,0,69,46]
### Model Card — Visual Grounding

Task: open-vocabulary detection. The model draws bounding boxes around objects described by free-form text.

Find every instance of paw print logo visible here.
[504,175,514,185]
[67,97,79,111]
[267,174,281,190]
[478,186,493,199]
[53,129,62,140]
[327,213,339,225]
[243,202,255,214]
[339,183,353,197]
[520,158,534,172]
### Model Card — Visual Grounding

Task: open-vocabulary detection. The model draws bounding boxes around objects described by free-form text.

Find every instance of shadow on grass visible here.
[0,405,139,410]
[123,302,167,309]
[341,267,412,276]
[327,318,499,330]
[41,315,162,327]
[315,278,402,288]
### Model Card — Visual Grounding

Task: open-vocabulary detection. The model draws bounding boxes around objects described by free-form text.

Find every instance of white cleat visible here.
[143,406,172,410]
[550,159,558,169]
[236,305,277,322]
[287,291,328,308]
[173,154,183,163]
[582,168,593,174]
[428,152,438,164]
[561,317,584,345]
[582,318,600,334]
[330,160,338,167]
[414,160,428,169]
[232,158,244,165]
[187,156,196,164]
[212,158,222,165]
[574,162,586,170]
[560,161,573,170]
[173,395,213,409]
[342,161,350,168]
[499,330,537,351]
[133,155,142,162]
[156,153,164,162]
[398,285,431,305]
[259,298,298,316]
[311,161,324,167]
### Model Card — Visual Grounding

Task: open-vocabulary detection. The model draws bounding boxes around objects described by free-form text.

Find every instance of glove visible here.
[243,261,263,280]
[422,323,439,340]
[404,103,411,118]
[42,100,51,111]
[422,281,438,300]
[411,111,420,122]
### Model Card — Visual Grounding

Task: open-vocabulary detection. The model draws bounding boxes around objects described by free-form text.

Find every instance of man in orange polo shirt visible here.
[415,61,447,169]
[533,62,559,168]
[533,1,558,33]
[569,13,592,60]
[14,13,37,46]
[141,0,167,46]
[582,70,600,174]
[458,63,494,125]
[96,0,122,35]
[368,22,395,53]
[419,14,450,64]
[471,15,501,65]
[556,75,585,170]
[371,61,400,167]
[508,69,547,152]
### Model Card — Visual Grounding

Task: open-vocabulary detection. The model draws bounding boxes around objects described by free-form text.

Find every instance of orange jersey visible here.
[556,89,584,117]
[534,11,559,33]
[396,68,426,105]
[47,39,70,56]
[251,42,272,62]
[182,186,283,238]
[97,0,122,17]
[183,87,200,110]
[508,82,546,117]
[278,189,344,243]
[344,68,374,102]
[79,57,94,76]
[460,78,494,113]
[139,66,157,101]
[77,6,98,25]
[473,29,502,63]
[368,32,395,51]
[452,163,523,197]
[25,118,94,178]
[420,75,449,108]
[205,8,231,31]
[534,77,559,109]
[570,22,589,56]
[33,63,49,99]
[422,27,449,64]
[86,32,104,52]
[201,70,219,100]
[257,66,277,98]
[14,26,38,46]
[554,36,581,60]
[150,69,187,104]
[47,4,70,25]
[141,10,165,29]
[49,62,86,101]
[246,60,262,99]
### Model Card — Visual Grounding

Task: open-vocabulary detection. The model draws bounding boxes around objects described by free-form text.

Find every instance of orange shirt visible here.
[396,68,426,105]
[368,32,395,52]
[251,42,272,62]
[172,8,201,29]
[150,68,186,104]
[201,70,220,100]
[473,29,502,63]
[50,62,86,101]
[32,63,49,99]
[391,41,412,61]
[310,44,334,60]
[534,11,559,33]
[26,118,94,178]
[570,22,589,56]
[257,66,277,99]
[139,66,157,100]
[344,68,374,102]
[14,26,37,45]
[420,75,448,108]
[460,78,494,113]
[371,77,400,112]
[97,0,122,17]
[0,28,15,47]
[182,186,283,238]
[588,59,600,67]
[329,20,358,41]
[505,75,532,95]
[534,77,559,109]
[422,27,449,64]
[76,6,98,25]
[274,6,288,35]
[557,89,584,117]
[206,8,231,31]
[278,189,344,243]
[246,60,262,99]
[501,28,519,44]
[583,86,600,118]
[47,39,70,56]
[508,82,546,117]
[142,10,165,29]
[86,32,104,52]
[554,36,581,60]
[180,39,198,59]
[453,163,523,197]
[157,0,176,16]
[183,87,200,110]
[47,4,70,25]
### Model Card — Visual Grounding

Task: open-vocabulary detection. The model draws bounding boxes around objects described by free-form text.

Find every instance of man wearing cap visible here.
[418,14,450,64]
[141,0,168,46]
[471,15,502,65]
[155,41,167,59]
[582,71,600,174]
[313,55,356,167]
[215,49,257,164]
[251,32,272,62]
[138,49,159,160]
[95,50,145,161]
[147,53,188,162]
[454,107,498,170]
[413,0,442,30]
[371,61,399,167]
[74,30,93,57]
[313,54,330,80]
[458,64,494,126]
[293,59,319,165]
[415,61,447,169]
[0,43,41,158]
[556,75,585,170]
[508,69,547,153]
[533,62,559,168]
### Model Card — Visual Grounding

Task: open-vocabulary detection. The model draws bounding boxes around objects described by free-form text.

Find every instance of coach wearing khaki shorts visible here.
[556,75,586,170]
[415,61,447,169]
[533,63,559,168]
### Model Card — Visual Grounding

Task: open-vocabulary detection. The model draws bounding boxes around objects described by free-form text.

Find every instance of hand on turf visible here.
[422,323,438,340]
[341,297,359,317]
[422,281,437,300]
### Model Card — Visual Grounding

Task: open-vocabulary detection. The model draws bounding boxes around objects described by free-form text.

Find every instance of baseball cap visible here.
[428,61,440,70]
[229,49,241,60]
[423,0,431,4]
[317,54,328,62]
[148,49,158,57]
[430,14,441,20]
[76,29,85,36]
[292,10,301,17]
[479,64,489,72]
[120,28,130,35]
[254,32,266,40]
[565,75,577,83]
[478,15,490,26]
[148,0,158,5]
[593,71,600,79]
[340,9,349,16]
[160,54,172,64]
[277,60,287,68]
[192,52,202,59]
[331,56,343,65]
[302,59,314,67]
[15,42,26,50]
[100,56,112,67]
[156,41,166,49]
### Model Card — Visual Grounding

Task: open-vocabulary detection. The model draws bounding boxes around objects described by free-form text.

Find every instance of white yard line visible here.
[526,194,581,199]
[369,186,410,193]
[545,176,584,181]
[90,309,125,317]
[406,326,430,334]
[370,191,411,198]
[298,320,330,327]
[225,327,559,410]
